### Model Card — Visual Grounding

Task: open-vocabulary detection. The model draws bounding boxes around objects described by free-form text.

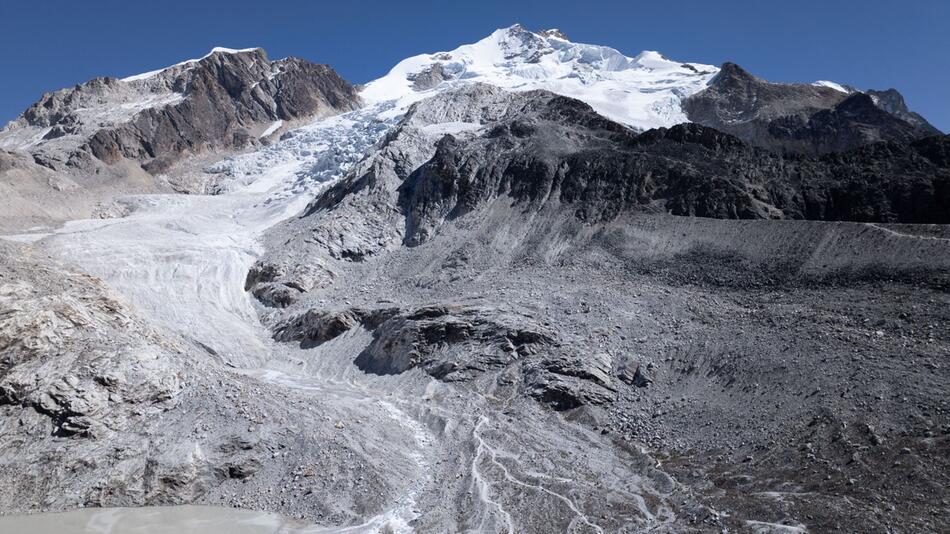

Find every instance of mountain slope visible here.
[0,47,362,231]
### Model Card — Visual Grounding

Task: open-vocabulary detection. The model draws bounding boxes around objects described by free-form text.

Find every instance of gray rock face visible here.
[273,306,398,347]
[454,98,946,224]
[762,92,934,154]
[0,243,185,440]
[683,62,847,145]
[18,76,134,130]
[273,302,582,401]
[684,62,940,155]
[538,28,569,40]
[352,304,553,380]
[244,259,336,308]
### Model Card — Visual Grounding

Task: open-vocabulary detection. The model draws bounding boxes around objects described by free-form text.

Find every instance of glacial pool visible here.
[0,505,385,534]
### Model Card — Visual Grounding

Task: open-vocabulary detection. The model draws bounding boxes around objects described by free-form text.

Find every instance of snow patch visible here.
[260,120,284,138]
[813,80,850,93]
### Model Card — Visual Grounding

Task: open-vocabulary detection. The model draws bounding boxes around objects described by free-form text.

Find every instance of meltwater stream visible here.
[0,505,356,534]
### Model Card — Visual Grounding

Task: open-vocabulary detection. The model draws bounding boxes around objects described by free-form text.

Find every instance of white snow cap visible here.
[361,24,719,130]
[813,80,851,94]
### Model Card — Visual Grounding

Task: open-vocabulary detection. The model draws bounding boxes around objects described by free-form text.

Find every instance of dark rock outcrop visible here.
[765,93,932,155]
[244,259,336,308]
[274,306,399,348]
[352,304,553,380]
[525,351,617,410]
[274,301,561,384]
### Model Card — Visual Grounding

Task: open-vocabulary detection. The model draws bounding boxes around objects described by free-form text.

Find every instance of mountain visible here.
[866,88,943,135]
[362,24,718,129]
[1,24,949,534]
[0,47,359,173]
[3,24,938,175]
[0,47,360,230]
[683,62,941,155]
[399,93,950,228]
[251,82,948,309]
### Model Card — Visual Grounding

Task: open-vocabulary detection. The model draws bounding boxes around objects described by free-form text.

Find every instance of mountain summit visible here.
[361,24,718,129]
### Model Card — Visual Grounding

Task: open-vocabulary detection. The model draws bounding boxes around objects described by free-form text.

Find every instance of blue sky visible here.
[2,0,948,131]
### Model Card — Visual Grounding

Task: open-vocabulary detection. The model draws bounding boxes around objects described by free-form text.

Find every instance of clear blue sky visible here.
[2,0,947,131]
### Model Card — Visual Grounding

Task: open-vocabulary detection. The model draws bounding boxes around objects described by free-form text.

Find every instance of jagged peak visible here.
[712,62,757,83]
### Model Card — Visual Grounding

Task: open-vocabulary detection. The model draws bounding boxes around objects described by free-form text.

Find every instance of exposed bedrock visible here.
[398,99,950,247]
[273,302,620,410]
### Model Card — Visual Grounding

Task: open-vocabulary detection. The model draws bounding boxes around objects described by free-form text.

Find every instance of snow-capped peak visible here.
[121,47,263,82]
[360,24,719,129]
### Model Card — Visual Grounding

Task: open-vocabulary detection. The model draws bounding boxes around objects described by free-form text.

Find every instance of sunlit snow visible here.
[813,80,851,94]
[361,24,720,130]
